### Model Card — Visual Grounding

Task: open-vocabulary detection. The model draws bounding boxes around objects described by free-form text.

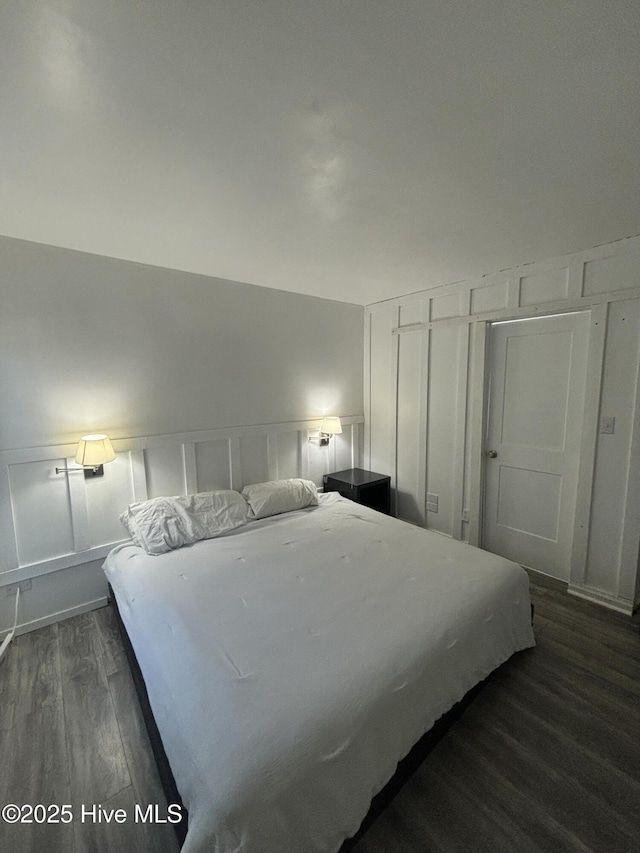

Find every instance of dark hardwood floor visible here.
[1,572,638,852]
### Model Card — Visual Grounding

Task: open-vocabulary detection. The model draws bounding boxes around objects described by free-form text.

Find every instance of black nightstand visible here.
[323,468,391,515]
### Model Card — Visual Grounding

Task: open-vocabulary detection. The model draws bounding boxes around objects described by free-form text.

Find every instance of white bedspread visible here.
[103,493,535,853]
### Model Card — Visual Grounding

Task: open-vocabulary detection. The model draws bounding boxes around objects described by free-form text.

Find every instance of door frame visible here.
[467,304,607,589]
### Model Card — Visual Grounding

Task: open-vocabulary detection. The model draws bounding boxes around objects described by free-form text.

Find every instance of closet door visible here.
[483,312,590,580]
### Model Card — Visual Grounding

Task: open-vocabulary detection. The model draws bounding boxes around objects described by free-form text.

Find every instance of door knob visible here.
[487,450,498,458]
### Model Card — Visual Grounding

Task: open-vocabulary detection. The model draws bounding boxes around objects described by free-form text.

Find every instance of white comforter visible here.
[103,493,535,853]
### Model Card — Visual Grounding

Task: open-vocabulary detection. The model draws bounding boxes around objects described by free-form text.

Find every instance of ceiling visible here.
[1,1,639,305]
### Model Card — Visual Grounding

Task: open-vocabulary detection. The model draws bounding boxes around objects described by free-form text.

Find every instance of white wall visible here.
[0,235,364,633]
[366,236,640,614]
[0,236,363,450]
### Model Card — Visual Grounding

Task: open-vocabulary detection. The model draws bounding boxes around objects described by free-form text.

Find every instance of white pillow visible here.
[120,490,248,555]
[241,478,319,520]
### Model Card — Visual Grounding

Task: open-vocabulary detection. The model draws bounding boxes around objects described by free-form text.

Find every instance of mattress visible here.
[103,492,535,853]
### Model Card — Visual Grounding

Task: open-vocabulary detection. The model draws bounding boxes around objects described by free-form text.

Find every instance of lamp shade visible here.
[320,417,342,435]
[75,434,116,467]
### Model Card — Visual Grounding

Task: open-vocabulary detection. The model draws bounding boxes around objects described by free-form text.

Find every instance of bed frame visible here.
[109,585,523,849]
[109,584,190,844]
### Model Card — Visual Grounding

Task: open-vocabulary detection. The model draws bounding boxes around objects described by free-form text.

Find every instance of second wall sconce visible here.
[309,417,342,447]
[56,434,116,478]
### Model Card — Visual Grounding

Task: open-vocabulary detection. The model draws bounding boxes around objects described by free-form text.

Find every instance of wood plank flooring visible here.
[1,572,638,852]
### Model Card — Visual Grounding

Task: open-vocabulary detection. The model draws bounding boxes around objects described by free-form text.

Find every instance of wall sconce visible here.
[56,434,116,478]
[309,417,342,447]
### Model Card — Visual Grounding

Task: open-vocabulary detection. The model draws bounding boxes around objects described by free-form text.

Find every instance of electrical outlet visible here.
[426,492,439,513]
[5,579,32,596]
[600,416,615,435]
[461,508,470,523]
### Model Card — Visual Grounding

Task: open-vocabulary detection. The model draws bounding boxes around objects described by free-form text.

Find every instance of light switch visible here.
[600,416,615,435]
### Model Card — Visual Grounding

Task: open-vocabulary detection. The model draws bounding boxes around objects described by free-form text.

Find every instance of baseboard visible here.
[524,566,568,590]
[567,583,634,616]
[0,596,108,639]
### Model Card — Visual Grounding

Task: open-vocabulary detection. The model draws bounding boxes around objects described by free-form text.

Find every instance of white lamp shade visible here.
[75,434,116,467]
[320,417,342,435]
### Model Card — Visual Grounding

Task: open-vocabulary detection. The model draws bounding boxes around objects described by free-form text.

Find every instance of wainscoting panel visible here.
[430,292,463,321]
[194,439,233,492]
[144,445,185,499]
[86,454,135,549]
[305,438,330,486]
[238,434,270,486]
[470,280,509,314]
[9,458,75,566]
[519,267,569,305]
[270,430,301,481]
[583,250,640,296]
[0,416,364,596]
[334,426,358,473]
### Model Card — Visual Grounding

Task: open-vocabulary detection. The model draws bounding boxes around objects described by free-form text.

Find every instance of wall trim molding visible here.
[0,415,365,461]
[0,595,109,640]
[567,583,634,616]
[367,233,640,313]
[0,545,126,588]
[364,235,640,612]
[390,284,640,335]
[0,415,365,590]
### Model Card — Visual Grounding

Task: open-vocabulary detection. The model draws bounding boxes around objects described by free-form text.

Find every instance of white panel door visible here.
[483,312,590,580]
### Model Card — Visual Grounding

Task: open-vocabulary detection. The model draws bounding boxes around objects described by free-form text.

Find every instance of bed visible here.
[104,489,535,853]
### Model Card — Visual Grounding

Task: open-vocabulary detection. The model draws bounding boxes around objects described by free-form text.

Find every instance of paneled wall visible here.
[1,419,363,575]
[366,236,640,614]
[0,419,363,634]
[0,236,364,635]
